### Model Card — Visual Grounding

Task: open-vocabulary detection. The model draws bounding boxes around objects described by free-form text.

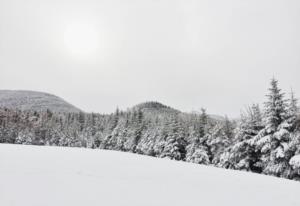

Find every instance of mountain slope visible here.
[0,90,81,113]
[133,101,225,122]
[0,144,299,206]
[132,101,179,116]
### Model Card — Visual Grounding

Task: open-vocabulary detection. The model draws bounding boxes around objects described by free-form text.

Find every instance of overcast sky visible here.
[0,0,299,117]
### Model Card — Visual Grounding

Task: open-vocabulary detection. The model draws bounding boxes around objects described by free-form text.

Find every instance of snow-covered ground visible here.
[0,144,300,206]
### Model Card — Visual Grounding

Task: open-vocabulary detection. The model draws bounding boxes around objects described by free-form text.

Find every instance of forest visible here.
[1,78,300,180]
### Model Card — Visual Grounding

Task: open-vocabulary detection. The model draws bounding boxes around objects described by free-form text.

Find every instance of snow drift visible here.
[0,144,300,206]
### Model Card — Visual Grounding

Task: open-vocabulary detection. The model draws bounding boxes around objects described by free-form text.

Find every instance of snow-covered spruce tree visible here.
[153,120,169,157]
[287,131,300,180]
[250,104,263,131]
[223,116,234,140]
[252,78,294,177]
[99,109,120,149]
[136,129,154,156]
[15,129,33,145]
[264,78,288,133]
[124,108,145,153]
[218,104,263,172]
[115,116,130,151]
[104,119,125,150]
[287,90,299,131]
[78,111,85,131]
[207,117,234,165]
[131,108,145,153]
[136,118,162,156]
[159,114,187,160]
[199,108,208,137]
[186,109,210,165]
[186,129,210,164]
[284,91,300,179]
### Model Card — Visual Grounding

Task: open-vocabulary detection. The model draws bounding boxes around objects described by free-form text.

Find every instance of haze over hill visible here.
[0,91,184,115]
[0,91,224,120]
[0,90,81,113]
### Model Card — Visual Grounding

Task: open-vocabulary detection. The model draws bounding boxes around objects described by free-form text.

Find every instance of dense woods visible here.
[1,78,300,180]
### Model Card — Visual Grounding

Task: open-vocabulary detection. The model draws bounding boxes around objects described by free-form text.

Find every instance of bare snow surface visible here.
[0,144,300,206]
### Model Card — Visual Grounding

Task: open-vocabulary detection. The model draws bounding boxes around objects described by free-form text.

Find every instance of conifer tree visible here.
[253,78,291,177]
[186,109,210,164]
[264,78,287,133]
[287,90,299,131]
[219,105,263,172]
[160,115,187,160]
[186,129,210,164]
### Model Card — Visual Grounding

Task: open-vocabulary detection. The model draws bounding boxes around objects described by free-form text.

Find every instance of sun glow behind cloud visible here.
[1,0,300,116]
[63,22,100,59]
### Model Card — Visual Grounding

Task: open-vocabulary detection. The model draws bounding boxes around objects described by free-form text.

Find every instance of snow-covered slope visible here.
[0,144,299,206]
[133,101,179,114]
[0,90,81,113]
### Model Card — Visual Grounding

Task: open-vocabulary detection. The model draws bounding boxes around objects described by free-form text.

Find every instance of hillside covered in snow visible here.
[0,144,300,206]
[0,90,81,113]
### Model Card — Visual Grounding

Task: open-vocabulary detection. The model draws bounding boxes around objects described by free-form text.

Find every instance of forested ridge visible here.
[1,78,300,180]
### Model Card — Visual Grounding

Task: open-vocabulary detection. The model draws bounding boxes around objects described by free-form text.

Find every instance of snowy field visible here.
[0,144,300,206]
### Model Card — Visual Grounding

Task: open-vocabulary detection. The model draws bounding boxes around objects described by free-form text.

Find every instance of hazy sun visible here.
[64,22,99,58]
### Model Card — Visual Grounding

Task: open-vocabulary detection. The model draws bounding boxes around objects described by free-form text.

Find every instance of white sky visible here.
[0,0,299,117]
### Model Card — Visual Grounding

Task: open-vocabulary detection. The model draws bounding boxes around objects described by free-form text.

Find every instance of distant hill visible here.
[132,101,223,122]
[0,90,226,120]
[133,101,179,114]
[0,90,81,113]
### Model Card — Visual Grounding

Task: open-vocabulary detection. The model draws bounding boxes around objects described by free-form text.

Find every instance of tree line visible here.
[0,78,300,180]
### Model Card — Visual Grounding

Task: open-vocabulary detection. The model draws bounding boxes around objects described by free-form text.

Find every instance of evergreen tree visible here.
[264,78,287,133]
[186,129,210,164]
[252,78,292,177]
[223,116,234,139]
[186,109,210,164]
[78,111,85,131]
[160,115,187,160]
[219,105,263,172]
[199,108,208,137]
[207,117,234,164]
[287,90,299,131]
